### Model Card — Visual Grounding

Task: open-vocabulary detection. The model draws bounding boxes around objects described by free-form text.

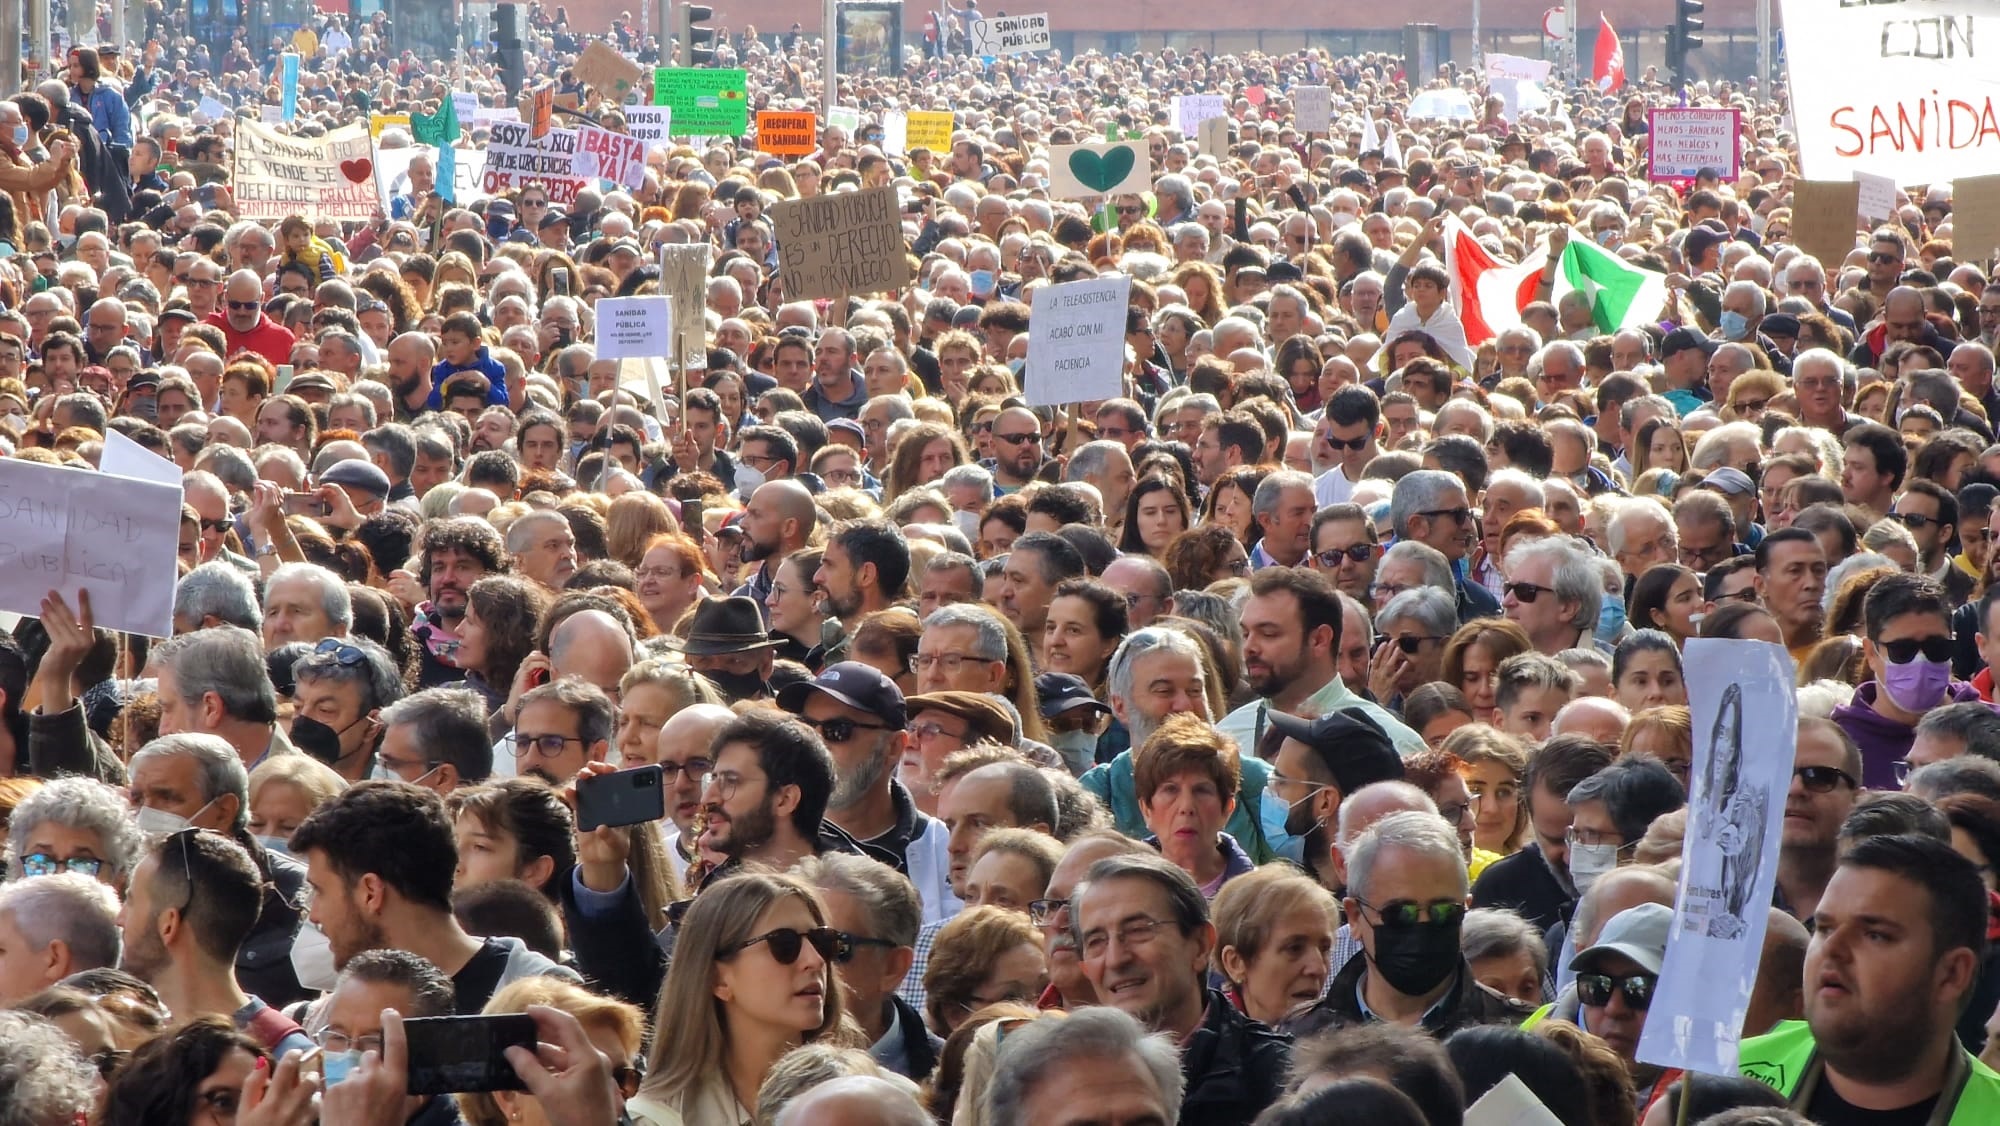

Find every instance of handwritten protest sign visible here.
[1294,86,1333,134]
[905,110,954,152]
[653,68,749,135]
[1646,107,1740,183]
[1783,0,2000,180]
[768,185,913,300]
[595,297,674,360]
[969,13,1051,55]
[1789,180,1864,267]
[577,125,647,189]
[374,145,488,211]
[575,41,645,104]
[757,111,819,156]
[1485,53,1553,82]
[0,457,181,638]
[233,119,380,222]
[481,122,584,204]
[1855,170,1899,220]
[1046,141,1150,200]
[1174,94,1227,138]
[1951,174,2000,263]
[101,428,180,487]
[1638,639,1797,1075]
[659,245,712,362]
[452,92,480,128]
[625,106,673,145]
[1025,275,1133,407]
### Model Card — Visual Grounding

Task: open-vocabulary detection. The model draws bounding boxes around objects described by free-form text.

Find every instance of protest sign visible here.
[594,297,674,361]
[368,112,411,138]
[1046,141,1150,200]
[233,119,380,222]
[905,110,954,152]
[260,105,284,125]
[1646,107,1740,183]
[1784,0,2000,180]
[1024,275,1133,407]
[1198,116,1231,159]
[625,106,672,145]
[653,68,750,135]
[1950,174,2000,263]
[452,91,480,128]
[575,41,645,104]
[481,122,585,205]
[1294,86,1333,134]
[577,125,648,189]
[197,95,230,122]
[1174,94,1227,138]
[1638,638,1797,1075]
[828,106,862,136]
[1789,180,1864,267]
[969,13,1052,55]
[768,185,913,300]
[659,244,712,363]
[527,87,555,139]
[0,456,181,638]
[1855,170,1899,220]
[1484,52,1553,83]
[101,428,181,487]
[881,112,909,155]
[757,111,819,156]
[281,53,299,121]
[1463,1075,1564,1126]
[373,145,488,211]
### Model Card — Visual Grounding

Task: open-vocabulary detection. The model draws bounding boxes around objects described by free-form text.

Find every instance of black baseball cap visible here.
[1263,707,1404,795]
[1035,672,1111,718]
[778,661,909,731]
[1660,327,1718,359]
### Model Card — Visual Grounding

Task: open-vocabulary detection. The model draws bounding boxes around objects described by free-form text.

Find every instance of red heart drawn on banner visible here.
[339,158,374,184]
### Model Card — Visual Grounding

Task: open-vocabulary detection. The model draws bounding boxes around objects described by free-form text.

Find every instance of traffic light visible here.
[678,3,716,66]
[492,2,526,99]
[1671,0,1704,83]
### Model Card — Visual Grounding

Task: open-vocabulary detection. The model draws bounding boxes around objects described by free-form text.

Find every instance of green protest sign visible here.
[652,68,749,136]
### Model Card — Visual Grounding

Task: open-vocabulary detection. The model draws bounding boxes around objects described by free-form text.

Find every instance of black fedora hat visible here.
[674,597,782,656]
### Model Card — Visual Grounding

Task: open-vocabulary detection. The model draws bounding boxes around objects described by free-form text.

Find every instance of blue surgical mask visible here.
[1720,310,1750,340]
[970,269,996,297]
[321,1049,363,1086]
[11,125,26,147]
[1595,594,1627,643]
[254,834,291,858]
[1258,786,1320,865]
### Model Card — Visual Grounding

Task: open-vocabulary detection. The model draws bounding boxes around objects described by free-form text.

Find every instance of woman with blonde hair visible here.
[430,250,478,301]
[630,872,846,1126]
[458,976,647,1125]
[246,754,347,852]
[1622,705,1693,791]
[882,422,969,505]
[607,492,681,569]
[1210,866,1338,1026]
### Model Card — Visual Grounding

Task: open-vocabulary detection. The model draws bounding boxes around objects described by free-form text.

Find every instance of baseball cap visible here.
[1683,220,1731,267]
[827,417,866,442]
[320,458,392,498]
[1760,313,1801,339]
[1263,707,1404,795]
[1660,327,1718,359]
[538,209,570,231]
[1702,466,1756,497]
[778,661,910,731]
[1035,672,1111,719]
[159,306,198,324]
[1570,902,1673,975]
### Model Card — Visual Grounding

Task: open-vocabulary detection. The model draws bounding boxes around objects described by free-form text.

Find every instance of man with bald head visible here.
[736,480,818,618]
[1550,697,1631,747]
[775,1076,930,1126]
[82,296,132,364]
[988,406,1049,493]
[208,268,294,366]
[386,332,438,420]
[1853,284,1947,368]
[1951,341,2000,422]
[649,704,737,881]
[547,610,638,700]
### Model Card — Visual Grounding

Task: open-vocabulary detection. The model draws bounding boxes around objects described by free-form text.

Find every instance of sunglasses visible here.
[1576,971,1656,1010]
[1322,434,1370,451]
[994,431,1041,446]
[1867,251,1901,265]
[1880,636,1953,665]
[1731,397,1771,414]
[796,715,893,743]
[315,638,368,665]
[1419,507,1473,525]
[1378,633,1445,656]
[1503,581,1552,603]
[199,517,233,534]
[1355,896,1466,928]
[226,299,261,312]
[1315,544,1376,567]
[1794,764,1857,793]
[830,930,898,964]
[1888,511,1939,530]
[725,925,841,965]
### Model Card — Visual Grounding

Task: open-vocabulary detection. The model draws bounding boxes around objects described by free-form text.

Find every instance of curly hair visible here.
[883,421,969,506]
[1161,524,1245,592]
[464,575,552,692]
[100,1015,266,1126]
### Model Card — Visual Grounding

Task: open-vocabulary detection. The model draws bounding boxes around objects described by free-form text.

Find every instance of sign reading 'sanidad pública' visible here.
[0,457,183,638]
[769,185,914,300]
[1784,0,2000,181]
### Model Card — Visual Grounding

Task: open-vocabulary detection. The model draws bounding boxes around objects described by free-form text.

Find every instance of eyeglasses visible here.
[1730,397,1771,414]
[724,925,842,964]
[1889,511,1940,530]
[1503,581,1552,603]
[1314,544,1376,567]
[652,756,712,783]
[907,721,972,745]
[912,651,994,675]
[1436,801,1469,824]
[1419,507,1472,524]
[795,715,894,743]
[994,430,1041,446]
[317,1029,384,1055]
[1576,971,1656,1010]
[510,732,586,758]
[612,1063,644,1098]
[1713,588,1761,604]
[634,566,684,581]
[1027,898,1071,927]
[701,770,756,800]
[1894,758,1919,786]
[830,930,899,963]
[1265,770,1330,799]
[1793,765,1857,793]
[1379,633,1446,655]
[89,1048,129,1079]
[226,299,261,311]
[1115,206,1144,216]
[21,853,104,878]
[1353,896,1467,928]
[1979,306,2000,319]
[1879,635,1953,664]
[1080,915,1173,958]
[1370,581,1414,601]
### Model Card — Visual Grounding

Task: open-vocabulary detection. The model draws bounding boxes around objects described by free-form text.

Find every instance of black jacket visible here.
[1471,840,1574,937]
[874,993,943,1082]
[1181,990,1291,1125]
[1456,575,1502,625]
[240,845,309,1008]
[1283,953,1531,1039]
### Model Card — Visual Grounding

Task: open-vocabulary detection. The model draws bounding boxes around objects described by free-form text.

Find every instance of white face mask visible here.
[134,798,213,837]
[290,921,339,993]
[1567,842,1621,894]
[735,462,766,501]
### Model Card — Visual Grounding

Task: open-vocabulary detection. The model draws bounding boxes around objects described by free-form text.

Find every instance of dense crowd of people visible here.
[4,5,2000,1126]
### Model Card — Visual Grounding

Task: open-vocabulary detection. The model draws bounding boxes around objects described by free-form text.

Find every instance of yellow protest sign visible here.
[905,110,954,152]
[368,113,410,138]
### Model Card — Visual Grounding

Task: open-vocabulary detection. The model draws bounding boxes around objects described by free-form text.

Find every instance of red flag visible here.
[1442,215,1546,346]
[1594,14,1626,92]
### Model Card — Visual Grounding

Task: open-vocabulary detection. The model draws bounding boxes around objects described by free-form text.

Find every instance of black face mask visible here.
[1367,918,1463,997]
[289,715,347,766]
[700,669,767,702]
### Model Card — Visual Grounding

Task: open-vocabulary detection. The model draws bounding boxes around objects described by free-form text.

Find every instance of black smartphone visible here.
[403,1014,538,1095]
[683,497,704,540]
[576,764,666,832]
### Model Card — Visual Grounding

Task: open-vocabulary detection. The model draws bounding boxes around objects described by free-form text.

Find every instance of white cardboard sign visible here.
[594,296,675,361]
[1024,275,1132,407]
[0,456,181,638]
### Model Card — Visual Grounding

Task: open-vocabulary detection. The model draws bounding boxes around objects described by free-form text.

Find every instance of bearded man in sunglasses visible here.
[1832,573,1987,790]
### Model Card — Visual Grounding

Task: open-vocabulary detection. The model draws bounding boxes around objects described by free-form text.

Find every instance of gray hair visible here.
[985,1007,1184,1126]
[1460,906,1548,982]
[1904,369,1960,418]
[517,676,618,748]
[923,603,1010,663]
[1606,498,1676,557]
[193,445,257,494]
[6,776,141,881]
[1378,540,1453,592]
[794,851,923,948]
[266,562,355,634]
[1065,441,1126,486]
[175,561,260,630]
[1376,586,1457,640]
[1722,279,1769,318]
[1690,422,1762,473]
[291,636,405,713]
[1251,470,1314,519]
[1529,340,1586,379]
[1388,469,1465,540]
[0,1010,99,1126]
[1347,810,1468,901]
[939,464,996,506]
[1485,467,1546,511]
[1503,537,1603,632]
[1433,399,1494,443]
[153,625,279,725]
[1914,702,2000,763]
[130,734,251,829]
[0,872,121,973]
[1107,627,1210,717]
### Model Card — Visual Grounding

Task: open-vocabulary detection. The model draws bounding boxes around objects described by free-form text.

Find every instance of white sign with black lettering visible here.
[1024,275,1132,406]
[970,13,1052,56]
[594,296,674,360]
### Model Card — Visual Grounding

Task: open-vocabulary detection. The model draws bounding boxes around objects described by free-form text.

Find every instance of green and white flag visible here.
[1556,238,1668,334]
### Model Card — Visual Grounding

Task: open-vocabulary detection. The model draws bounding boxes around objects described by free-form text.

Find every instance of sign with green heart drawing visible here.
[1046,140,1150,201]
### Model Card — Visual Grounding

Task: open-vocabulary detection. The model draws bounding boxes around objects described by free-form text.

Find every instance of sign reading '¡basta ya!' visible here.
[1784,0,2000,181]
[769,185,913,300]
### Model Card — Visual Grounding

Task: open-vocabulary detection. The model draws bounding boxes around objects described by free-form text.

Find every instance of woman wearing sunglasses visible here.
[460,976,646,1126]
[630,871,844,1126]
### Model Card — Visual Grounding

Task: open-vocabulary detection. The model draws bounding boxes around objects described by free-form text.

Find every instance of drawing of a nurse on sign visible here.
[1694,685,1766,940]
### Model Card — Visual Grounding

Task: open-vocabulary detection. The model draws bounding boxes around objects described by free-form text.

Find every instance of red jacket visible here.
[206,310,296,367]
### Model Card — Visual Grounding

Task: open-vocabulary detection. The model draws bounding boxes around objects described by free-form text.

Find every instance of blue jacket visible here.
[1081,751,1274,863]
[427,345,511,408]
[80,83,133,149]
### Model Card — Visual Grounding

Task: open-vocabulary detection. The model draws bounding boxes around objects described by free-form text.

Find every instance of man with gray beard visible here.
[779,663,957,924]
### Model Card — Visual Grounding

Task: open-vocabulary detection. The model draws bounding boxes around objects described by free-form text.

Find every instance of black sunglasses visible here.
[1794,765,1857,793]
[1315,544,1375,567]
[1576,971,1655,1010]
[226,299,261,312]
[1378,634,1445,656]
[1888,511,1939,530]
[796,715,893,743]
[994,430,1041,446]
[1322,434,1370,450]
[1419,507,1473,525]
[1880,636,1953,665]
[725,926,842,965]
[1503,581,1552,603]
[830,930,898,964]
